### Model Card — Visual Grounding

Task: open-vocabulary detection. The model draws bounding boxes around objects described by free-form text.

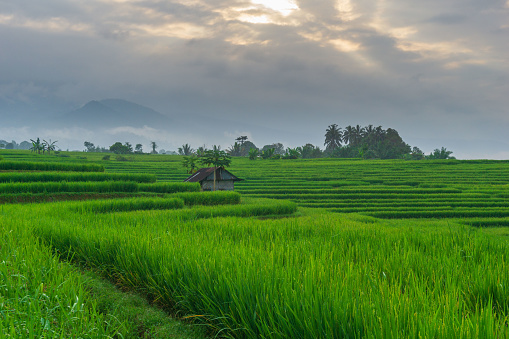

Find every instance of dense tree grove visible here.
[322,124,412,159]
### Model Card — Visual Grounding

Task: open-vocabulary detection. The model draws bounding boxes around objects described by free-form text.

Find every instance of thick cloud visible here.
[0,0,508,158]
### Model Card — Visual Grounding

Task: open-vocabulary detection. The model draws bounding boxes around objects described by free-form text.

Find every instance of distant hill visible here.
[57,99,171,128]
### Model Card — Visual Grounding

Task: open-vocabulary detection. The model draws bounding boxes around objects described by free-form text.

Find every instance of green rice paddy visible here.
[1,149,508,338]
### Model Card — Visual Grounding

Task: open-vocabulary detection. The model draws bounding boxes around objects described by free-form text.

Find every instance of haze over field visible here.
[0,0,508,158]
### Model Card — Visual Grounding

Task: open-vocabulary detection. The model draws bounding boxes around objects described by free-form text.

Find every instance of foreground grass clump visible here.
[0,210,122,336]
[0,205,206,338]
[27,201,509,338]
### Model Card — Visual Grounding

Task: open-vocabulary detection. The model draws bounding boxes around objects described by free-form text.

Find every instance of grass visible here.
[2,150,509,338]
[81,269,205,338]
[0,160,104,172]
[24,202,509,338]
[0,200,206,338]
[0,171,156,183]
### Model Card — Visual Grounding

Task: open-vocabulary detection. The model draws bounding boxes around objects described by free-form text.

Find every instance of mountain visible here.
[56,99,172,128]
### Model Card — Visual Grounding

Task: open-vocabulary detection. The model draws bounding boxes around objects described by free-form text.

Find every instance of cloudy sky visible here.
[0,0,508,158]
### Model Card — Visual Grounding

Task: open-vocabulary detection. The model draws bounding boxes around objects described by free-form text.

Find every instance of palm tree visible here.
[324,124,342,151]
[200,150,232,191]
[178,144,195,156]
[361,124,373,141]
[374,126,385,143]
[342,126,354,145]
[196,146,207,157]
[352,125,364,146]
[42,139,58,155]
[151,141,157,154]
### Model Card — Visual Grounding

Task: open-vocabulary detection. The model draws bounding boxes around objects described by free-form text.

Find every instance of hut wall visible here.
[201,180,235,191]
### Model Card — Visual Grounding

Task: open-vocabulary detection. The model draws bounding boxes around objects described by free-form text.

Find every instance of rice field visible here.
[1,149,509,338]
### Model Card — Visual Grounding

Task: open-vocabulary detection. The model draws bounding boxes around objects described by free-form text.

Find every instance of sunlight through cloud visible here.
[250,0,299,16]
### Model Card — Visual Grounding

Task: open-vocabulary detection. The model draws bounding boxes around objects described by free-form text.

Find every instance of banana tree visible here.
[43,139,58,155]
[182,155,199,174]
[30,138,43,154]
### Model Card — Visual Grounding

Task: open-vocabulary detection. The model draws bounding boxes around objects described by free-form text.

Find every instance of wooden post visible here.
[213,167,216,191]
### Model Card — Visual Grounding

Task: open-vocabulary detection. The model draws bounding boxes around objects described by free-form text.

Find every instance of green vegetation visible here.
[15,204,509,338]
[139,182,200,193]
[0,160,104,172]
[0,171,156,183]
[0,181,139,194]
[72,197,185,213]
[175,191,241,206]
[0,205,204,338]
[1,149,509,338]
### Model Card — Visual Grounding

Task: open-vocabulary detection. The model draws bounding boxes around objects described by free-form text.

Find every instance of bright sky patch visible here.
[250,0,299,16]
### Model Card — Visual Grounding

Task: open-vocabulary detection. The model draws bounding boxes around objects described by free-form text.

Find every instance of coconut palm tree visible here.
[374,126,385,143]
[324,124,342,151]
[196,146,207,157]
[352,125,364,146]
[178,144,195,156]
[342,126,354,145]
[150,141,157,154]
[362,125,375,144]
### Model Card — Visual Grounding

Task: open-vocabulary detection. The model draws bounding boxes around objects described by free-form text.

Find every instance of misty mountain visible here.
[1,97,320,152]
[56,99,172,128]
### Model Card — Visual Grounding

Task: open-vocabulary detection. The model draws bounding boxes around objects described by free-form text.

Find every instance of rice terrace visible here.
[1,150,509,338]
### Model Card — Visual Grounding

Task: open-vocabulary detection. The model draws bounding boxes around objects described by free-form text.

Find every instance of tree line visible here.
[1,138,59,155]
[82,125,453,161]
[0,140,32,150]
[176,127,453,161]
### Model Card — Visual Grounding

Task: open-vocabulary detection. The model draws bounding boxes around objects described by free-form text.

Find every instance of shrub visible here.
[102,155,111,161]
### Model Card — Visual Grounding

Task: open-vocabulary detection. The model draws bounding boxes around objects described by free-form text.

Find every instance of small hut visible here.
[184,167,242,191]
